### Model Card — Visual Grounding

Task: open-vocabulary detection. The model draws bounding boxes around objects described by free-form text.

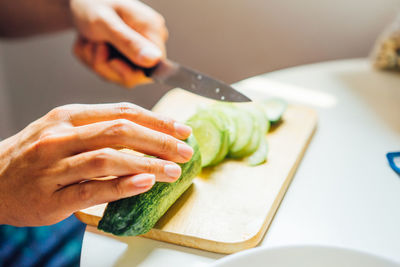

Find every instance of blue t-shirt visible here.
[0,216,85,267]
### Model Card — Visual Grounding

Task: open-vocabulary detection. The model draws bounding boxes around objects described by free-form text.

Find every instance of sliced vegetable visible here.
[228,107,254,158]
[262,98,287,124]
[247,137,269,166]
[206,110,230,166]
[210,104,238,147]
[187,112,225,167]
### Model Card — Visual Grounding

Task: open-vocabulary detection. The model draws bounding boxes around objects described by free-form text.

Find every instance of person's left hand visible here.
[70,0,168,88]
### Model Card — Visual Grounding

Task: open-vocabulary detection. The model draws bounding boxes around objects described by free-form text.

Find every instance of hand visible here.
[70,0,168,87]
[0,103,192,227]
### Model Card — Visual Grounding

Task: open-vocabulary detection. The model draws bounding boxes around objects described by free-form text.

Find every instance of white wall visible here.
[0,0,399,135]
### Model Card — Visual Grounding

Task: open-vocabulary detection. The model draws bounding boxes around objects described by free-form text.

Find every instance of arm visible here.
[0,0,72,37]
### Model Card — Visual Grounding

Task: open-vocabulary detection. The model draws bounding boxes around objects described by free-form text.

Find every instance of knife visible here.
[107,44,251,102]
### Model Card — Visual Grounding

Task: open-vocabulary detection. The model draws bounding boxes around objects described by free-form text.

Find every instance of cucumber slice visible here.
[229,104,267,158]
[227,107,254,158]
[247,137,268,166]
[187,109,231,167]
[262,98,287,124]
[210,104,238,147]
[205,110,230,166]
[187,113,223,167]
[208,129,229,166]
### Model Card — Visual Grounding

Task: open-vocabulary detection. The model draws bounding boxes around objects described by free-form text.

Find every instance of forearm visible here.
[0,0,73,38]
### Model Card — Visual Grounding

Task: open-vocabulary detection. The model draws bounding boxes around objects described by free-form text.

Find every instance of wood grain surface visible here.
[75,88,317,254]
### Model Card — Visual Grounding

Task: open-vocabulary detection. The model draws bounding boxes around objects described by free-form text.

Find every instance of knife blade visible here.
[107,45,251,102]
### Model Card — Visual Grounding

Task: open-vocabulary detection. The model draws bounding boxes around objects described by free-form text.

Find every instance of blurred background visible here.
[0,0,399,138]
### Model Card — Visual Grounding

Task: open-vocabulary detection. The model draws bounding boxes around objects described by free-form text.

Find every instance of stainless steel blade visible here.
[150,60,252,102]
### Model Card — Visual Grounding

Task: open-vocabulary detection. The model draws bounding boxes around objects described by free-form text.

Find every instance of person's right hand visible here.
[0,103,193,227]
[70,0,168,88]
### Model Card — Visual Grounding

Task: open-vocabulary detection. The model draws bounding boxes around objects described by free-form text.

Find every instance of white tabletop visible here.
[81,59,400,266]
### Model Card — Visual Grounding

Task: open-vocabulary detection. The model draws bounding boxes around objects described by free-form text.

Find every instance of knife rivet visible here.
[215,88,220,93]
[221,96,225,100]
[197,75,202,80]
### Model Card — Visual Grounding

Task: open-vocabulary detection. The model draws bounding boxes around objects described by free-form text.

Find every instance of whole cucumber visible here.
[98,135,201,236]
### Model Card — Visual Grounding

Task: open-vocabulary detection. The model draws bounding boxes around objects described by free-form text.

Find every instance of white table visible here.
[81,59,400,266]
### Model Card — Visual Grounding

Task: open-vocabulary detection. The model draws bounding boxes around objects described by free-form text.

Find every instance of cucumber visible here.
[247,137,268,166]
[187,112,225,167]
[232,104,269,157]
[210,104,237,147]
[207,112,230,166]
[228,107,254,158]
[195,109,230,167]
[98,135,202,236]
[262,98,287,124]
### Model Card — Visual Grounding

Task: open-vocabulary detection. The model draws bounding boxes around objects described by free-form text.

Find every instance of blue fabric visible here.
[0,216,85,267]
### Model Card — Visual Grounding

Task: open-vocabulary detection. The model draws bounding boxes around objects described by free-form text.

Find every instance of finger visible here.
[93,42,109,65]
[69,119,193,163]
[115,1,168,56]
[94,62,123,84]
[74,37,95,67]
[99,8,162,67]
[53,148,182,186]
[64,102,192,140]
[144,32,167,57]
[109,59,152,87]
[92,43,123,83]
[83,42,95,66]
[57,173,155,212]
[73,38,85,59]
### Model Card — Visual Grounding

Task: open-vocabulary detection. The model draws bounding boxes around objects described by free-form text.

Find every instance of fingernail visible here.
[132,173,155,188]
[138,46,162,62]
[177,143,193,160]
[164,164,182,179]
[174,122,192,138]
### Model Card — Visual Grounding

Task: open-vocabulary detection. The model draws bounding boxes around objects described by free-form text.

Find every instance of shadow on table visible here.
[336,68,400,135]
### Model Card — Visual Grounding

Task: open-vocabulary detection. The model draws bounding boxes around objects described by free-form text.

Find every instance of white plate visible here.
[209,245,400,267]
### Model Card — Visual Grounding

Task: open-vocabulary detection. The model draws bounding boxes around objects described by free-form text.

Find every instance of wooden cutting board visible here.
[75,88,317,254]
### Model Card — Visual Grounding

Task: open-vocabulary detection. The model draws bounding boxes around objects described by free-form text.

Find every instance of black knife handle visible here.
[106,43,158,77]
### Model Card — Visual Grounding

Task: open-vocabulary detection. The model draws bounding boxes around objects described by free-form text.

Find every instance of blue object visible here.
[387,152,400,175]
[0,215,85,267]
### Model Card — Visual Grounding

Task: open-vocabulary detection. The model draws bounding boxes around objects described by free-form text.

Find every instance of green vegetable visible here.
[262,98,287,124]
[187,111,228,167]
[227,107,254,158]
[98,135,202,236]
[247,137,269,166]
[209,104,238,147]
[188,100,283,165]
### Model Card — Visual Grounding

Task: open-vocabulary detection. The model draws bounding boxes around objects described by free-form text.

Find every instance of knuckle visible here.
[142,158,158,174]
[34,132,57,150]
[116,102,139,117]
[112,179,124,198]
[78,182,92,202]
[152,14,166,29]
[90,148,113,171]
[158,134,174,154]
[46,105,73,121]
[116,35,135,50]
[154,117,172,131]
[107,119,132,136]
[91,15,105,27]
